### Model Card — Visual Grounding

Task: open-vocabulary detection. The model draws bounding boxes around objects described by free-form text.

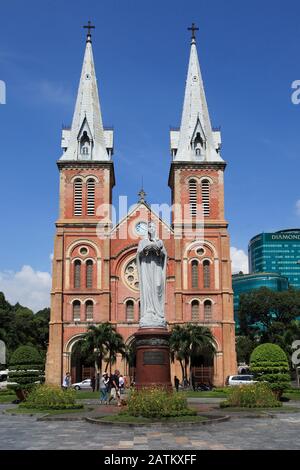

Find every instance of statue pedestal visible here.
[134,328,172,390]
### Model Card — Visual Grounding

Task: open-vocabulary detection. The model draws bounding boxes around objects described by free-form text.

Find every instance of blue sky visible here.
[0,0,300,310]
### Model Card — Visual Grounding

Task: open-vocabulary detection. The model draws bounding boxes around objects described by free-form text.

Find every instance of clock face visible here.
[135,221,148,236]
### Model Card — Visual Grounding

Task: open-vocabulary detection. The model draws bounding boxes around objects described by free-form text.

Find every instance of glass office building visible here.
[248,229,300,290]
[232,272,289,327]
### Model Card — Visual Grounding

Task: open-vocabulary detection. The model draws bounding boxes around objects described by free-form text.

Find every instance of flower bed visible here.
[220,383,282,408]
[126,388,196,418]
[19,384,83,410]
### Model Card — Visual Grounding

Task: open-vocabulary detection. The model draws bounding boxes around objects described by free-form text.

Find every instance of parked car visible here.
[225,375,256,386]
[0,370,8,389]
[71,378,92,391]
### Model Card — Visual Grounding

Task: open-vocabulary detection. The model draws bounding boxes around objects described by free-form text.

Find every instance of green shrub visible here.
[8,346,44,394]
[250,343,290,395]
[20,384,83,410]
[220,382,282,408]
[127,388,196,418]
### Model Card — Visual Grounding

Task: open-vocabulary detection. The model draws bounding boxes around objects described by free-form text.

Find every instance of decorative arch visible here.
[183,240,219,290]
[65,239,101,290]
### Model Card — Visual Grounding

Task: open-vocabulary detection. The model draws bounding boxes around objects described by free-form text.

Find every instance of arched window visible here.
[126,300,134,322]
[203,260,211,288]
[191,260,199,288]
[74,179,83,216]
[80,131,90,157]
[201,179,210,216]
[87,178,95,216]
[191,300,200,322]
[189,179,197,217]
[204,300,212,322]
[73,300,81,321]
[86,260,93,288]
[74,260,81,288]
[85,300,94,321]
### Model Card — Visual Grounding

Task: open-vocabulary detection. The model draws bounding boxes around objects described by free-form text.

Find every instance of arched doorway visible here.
[70,339,95,384]
[190,348,214,388]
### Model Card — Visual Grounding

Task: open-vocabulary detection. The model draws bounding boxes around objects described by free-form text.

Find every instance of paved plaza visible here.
[1,402,300,450]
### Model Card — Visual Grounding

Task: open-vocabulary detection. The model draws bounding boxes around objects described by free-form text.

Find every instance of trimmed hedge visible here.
[19,384,83,410]
[8,346,44,393]
[250,343,290,394]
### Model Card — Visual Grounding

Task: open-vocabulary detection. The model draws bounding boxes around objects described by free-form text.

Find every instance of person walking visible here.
[174,375,180,392]
[108,369,121,406]
[62,372,71,390]
[119,374,125,394]
[90,375,96,392]
[99,373,109,404]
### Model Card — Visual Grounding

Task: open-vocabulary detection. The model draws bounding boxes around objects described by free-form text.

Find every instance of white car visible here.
[0,370,8,390]
[225,375,257,386]
[71,379,92,391]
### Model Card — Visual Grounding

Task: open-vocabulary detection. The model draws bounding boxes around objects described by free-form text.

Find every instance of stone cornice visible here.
[168,160,227,188]
[57,160,115,187]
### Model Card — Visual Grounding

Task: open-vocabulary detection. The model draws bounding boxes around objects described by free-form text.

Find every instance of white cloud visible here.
[296,200,300,216]
[230,247,249,274]
[0,265,51,312]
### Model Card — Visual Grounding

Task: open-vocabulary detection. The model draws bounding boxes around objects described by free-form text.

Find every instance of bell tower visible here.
[168,25,236,385]
[46,24,115,385]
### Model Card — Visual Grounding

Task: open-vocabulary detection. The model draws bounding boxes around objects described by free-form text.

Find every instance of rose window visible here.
[124,259,139,291]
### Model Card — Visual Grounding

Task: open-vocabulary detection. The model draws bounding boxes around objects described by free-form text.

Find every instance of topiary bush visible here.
[127,388,196,418]
[220,382,282,408]
[8,346,44,398]
[19,384,83,410]
[250,343,290,397]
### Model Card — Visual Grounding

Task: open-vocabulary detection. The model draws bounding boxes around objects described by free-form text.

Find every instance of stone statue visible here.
[136,222,167,328]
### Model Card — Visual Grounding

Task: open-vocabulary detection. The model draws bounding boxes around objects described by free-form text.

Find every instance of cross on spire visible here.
[188,22,199,41]
[83,21,95,42]
[138,188,147,203]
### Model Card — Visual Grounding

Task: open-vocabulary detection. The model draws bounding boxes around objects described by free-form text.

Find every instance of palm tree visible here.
[104,328,127,374]
[80,323,125,376]
[170,324,217,384]
[170,325,191,382]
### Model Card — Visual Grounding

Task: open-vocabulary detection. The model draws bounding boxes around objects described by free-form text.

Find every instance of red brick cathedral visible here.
[46,26,237,387]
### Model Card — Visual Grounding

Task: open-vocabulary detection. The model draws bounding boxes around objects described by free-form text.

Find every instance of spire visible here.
[170,24,223,163]
[60,24,112,161]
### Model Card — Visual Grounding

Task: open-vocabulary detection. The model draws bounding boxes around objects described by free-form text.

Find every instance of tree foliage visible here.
[0,292,49,360]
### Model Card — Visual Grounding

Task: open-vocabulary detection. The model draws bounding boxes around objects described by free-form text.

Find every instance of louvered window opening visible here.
[203,260,211,288]
[86,260,93,288]
[74,260,81,288]
[74,179,83,216]
[85,301,94,320]
[201,180,210,216]
[126,301,134,321]
[189,180,197,217]
[87,179,95,216]
[191,260,199,288]
[204,301,212,321]
[73,301,81,321]
[191,300,199,322]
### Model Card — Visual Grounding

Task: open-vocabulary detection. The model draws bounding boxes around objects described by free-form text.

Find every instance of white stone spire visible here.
[170,31,223,163]
[60,28,113,161]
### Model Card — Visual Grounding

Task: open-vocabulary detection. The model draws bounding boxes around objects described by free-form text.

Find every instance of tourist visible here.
[90,375,96,392]
[108,369,121,406]
[62,372,71,390]
[99,373,109,404]
[174,376,180,392]
[119,374,125,394]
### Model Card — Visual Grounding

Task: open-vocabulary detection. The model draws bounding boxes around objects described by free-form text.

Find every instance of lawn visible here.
[75,390,100,399]
[184,389,228,398]
[95,413,208,424]
[5,407,88,415]
[0,394,16,403]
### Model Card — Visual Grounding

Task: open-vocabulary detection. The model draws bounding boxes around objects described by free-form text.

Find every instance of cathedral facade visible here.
[45,27,237,387]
